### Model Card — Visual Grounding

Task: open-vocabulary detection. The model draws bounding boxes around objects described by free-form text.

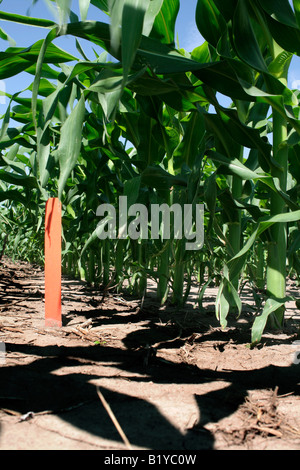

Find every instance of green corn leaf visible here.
[55,94,86,200]
[229,276,242,316]
[75,38,90,60]
[293,0,300,28]
[192,60,253,101]
[141,165,187,190]
[265,14,300,56]
[62,21,254,101]
[206,150,268,181]
[0,96,12,142]
[64,21,111,55]
[129,74,179,96]
[150,0,179,44]
[204,112,241,158]
[258,209,300,230]
[17,39,78,63]
[35,79,69,188]
[79,0,91,20]
[0,26,15,45]
[88,68,124,93]
[31,29,58,131]
[195,0,227,48]
[215,270,241,328]
[124,175,141,207]
[158,90,198,112]
[268,50,293,79]
[0,10,56,28]
[64,20,244,101]
[0,56,31,80]
[0,170,38,189]
[287,231,300,258]
[251,296,293,345]
[254,0,300,56]
[228,209,300,281]
[234,76,300,138]
[232,0,268,72]
[0,133,35,151]
[218,108,273,167]
[66,59,121,83]
[27,78,57,98]
[26,62,61,80]
[212,0,237,22]
[1,145,27,176]
[215,279,230,328]
[190,41,211,62]
[88,66,147,118]
[81,215,113,257]
[88,65,148,95]
[98,88,122,120]
[91,0,109,13]
[137,113,164,165]
[0,189,27,205]
[56,0,71,24]
[108,0,125,53]
[204,173,216,215]
[121,0,150,86]
[258,0,298,28]
[161,125,180,161]
[198,278,212,309]
[174,112,205,169]
[37,125,51,189]
[142,0,164,36]
[228,226,260,282]
[289,145,300,182]
[0,36,77,80]
[233,64,297,107]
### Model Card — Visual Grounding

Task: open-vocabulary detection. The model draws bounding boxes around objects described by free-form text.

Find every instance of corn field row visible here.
[0,0,300,344]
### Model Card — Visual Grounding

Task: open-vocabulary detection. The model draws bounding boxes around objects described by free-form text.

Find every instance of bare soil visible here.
[0,257,300,451]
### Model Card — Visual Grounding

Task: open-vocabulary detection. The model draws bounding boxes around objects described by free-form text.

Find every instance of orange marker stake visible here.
[45,197,62,327]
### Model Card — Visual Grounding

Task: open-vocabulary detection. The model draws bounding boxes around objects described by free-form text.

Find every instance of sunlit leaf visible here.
[150,0,179,44]
[55,94,86,200]
[79,0,91,20]
[251,296,293,345]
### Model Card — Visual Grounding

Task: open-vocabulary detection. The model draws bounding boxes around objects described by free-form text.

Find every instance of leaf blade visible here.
[55,94,86,200]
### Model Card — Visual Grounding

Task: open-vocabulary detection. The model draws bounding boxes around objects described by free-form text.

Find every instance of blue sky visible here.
[0,0,299,108]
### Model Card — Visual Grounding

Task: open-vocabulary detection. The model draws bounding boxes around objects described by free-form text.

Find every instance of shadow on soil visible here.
[1,262,300,449]
[1,334,300,450]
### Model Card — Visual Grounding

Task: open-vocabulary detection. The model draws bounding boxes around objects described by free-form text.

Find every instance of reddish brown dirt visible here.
[0,257,300,451]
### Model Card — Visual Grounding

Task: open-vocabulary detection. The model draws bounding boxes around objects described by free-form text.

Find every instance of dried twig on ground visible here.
[70,318,106,344]
[96,386,132,450]
[240,387,283,437]
[216,387,300,444]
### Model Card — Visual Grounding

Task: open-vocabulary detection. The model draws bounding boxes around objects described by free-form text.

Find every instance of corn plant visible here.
[195,0,300,341]
[0,0,299,344]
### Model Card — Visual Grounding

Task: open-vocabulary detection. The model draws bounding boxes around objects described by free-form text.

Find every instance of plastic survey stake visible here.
[44,197,62,327]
